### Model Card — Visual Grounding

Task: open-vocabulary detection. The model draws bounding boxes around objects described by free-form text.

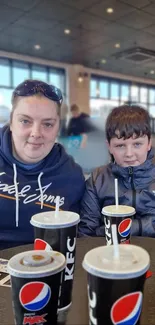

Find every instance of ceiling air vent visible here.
[113,47,155,63]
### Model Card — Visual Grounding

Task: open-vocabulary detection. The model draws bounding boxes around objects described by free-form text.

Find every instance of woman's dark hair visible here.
[106,105,151,143]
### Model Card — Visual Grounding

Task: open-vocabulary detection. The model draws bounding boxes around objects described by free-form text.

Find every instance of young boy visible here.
[79,105,155,237]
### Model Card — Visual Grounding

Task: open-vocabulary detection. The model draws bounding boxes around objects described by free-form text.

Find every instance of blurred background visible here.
[1,0,155,173]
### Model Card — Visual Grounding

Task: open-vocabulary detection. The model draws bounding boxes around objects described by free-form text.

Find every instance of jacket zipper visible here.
[128,167,142,235]
[128,167,135,206]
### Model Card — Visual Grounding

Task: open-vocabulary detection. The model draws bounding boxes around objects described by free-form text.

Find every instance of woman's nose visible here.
[30,124,41,138]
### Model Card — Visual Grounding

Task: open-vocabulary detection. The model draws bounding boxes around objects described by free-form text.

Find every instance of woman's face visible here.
[10,96,60,163]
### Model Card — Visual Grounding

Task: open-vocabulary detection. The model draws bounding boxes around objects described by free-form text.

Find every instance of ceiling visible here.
[2,0,155,79]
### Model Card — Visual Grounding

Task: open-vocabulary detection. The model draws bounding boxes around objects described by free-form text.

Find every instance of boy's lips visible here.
[125,161,137,165]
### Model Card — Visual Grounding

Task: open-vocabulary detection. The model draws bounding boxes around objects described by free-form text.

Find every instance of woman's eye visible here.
[20,119,30,125]
[44,123,53,128]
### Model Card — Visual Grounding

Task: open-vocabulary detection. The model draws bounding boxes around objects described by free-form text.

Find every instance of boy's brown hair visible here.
[106,105,151,143]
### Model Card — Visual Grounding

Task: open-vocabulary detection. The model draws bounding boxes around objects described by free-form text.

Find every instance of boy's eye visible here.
[116,144,124,148]
[134,142,142,147]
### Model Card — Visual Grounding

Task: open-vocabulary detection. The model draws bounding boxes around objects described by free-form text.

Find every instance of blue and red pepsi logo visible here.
[111,291,143,325]
[19,282,51,311]
[34,239,52,252]
[118,218,132,238]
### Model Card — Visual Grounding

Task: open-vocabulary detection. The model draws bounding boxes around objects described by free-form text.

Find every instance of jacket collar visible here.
[111,148,155,189]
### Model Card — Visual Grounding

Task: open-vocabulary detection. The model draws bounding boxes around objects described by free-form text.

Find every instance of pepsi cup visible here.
[7,250,65,325]
[102,205,135,245]
[30,211,80,312]
[83,244,150,325]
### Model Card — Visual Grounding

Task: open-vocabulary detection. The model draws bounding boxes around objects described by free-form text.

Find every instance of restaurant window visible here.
[110,82,119,100]
[99,80,108,98]
[149,89,155,104]
[31,65,47,82]
[149,105,155,117]
[49,68,66,95]
[140,87,148,103]
[0,59,10,87]
[131,85,139,103]
[13,61,30,88]
[121,84,130,103]
[90,79,98,97]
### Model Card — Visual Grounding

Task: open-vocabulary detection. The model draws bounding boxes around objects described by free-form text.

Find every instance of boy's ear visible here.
[106,140,111,153]
[148,138,152,151]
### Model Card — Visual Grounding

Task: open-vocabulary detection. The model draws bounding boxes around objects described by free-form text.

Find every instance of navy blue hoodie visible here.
[0,126,85,249]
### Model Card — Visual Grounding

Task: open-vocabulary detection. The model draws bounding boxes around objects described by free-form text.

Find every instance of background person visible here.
[79,105,155,237]
[0,79,85,249]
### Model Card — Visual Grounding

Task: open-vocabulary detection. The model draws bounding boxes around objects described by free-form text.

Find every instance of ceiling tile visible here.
[88,0,135,20]
[0,0,40,10]
[15,13,56,31]
[99,22,135,41]
[0,4,23,29]
[120,0,151,9]
[58,0,97,10]
[142,3,155,15]
[145,24,155,35]
[32,0,78,21]
[47,23,82,40]
[68,12,107,31]
[78,31,112,48]
[118,10,155,29]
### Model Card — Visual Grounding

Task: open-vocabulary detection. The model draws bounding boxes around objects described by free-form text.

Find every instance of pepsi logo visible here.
[19,282,51,311]
[118,218,132,238]
[34,239,52,251]
[111,292,143,325]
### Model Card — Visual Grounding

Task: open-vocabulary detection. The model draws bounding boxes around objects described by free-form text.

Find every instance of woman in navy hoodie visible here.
[0,79,85,249]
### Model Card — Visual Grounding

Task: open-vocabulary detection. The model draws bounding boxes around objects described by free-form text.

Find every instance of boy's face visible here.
[108,134,152,167]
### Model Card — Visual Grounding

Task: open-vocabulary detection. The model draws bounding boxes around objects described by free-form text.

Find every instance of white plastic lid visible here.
[82,245,150,280]
[8,250,66,278]
[30,211,80,229]
[102,205,135,217]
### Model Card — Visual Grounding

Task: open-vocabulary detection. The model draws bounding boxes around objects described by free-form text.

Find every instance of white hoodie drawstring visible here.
[38,172,44,209]
[13,163,19,227]
[13,167,44,227]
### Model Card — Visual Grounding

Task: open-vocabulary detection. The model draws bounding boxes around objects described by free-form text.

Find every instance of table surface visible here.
[0,237,155,325]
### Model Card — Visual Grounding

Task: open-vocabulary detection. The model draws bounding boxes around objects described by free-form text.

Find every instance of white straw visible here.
[115,178,119,208]
[55,196,60,218]
[111,224,119,259]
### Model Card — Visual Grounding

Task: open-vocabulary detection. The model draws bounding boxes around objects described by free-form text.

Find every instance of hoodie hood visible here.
[0,125,69,174]
[0,126,85,248]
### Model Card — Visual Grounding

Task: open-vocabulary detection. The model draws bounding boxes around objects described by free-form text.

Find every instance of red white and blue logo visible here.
[19,282,51,311]
[118,218,132,238]
[34,239,52,252]
[111,292,143,325]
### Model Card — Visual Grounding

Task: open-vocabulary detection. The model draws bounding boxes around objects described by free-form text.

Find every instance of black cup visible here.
[102,205,135,245]
[30,211,80,311]
[83,245,150,325]
[7,250,65,325]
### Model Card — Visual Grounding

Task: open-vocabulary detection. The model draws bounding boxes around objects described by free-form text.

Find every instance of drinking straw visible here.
[112,224,119,259]
[112,178,119,259]
[55,196,60,218]
[115,178,119,208]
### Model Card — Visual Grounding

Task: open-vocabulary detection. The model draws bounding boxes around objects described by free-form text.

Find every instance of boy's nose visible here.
[125,146,133,157]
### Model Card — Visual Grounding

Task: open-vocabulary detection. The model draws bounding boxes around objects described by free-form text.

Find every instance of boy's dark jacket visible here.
[79,148,155,237]
[0,126,85,249]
